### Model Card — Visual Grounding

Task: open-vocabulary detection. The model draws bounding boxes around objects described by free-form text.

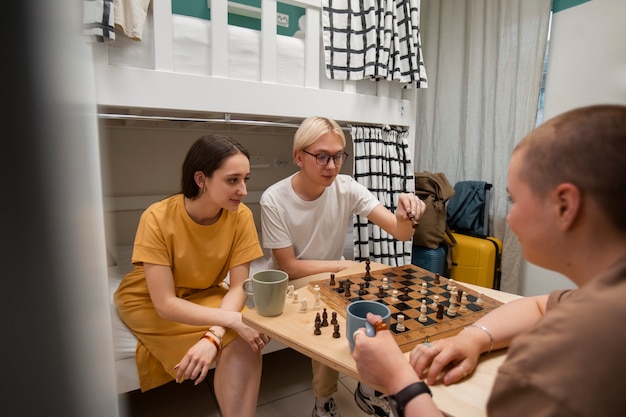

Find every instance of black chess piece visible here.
[331,311,338,325]
[363,258,373,281]
[321,308,329,326]
[436,304,445,320]
[329,273,336,286]
[332,324,340,338]
[314,322,322,335]
[378,286,385,297]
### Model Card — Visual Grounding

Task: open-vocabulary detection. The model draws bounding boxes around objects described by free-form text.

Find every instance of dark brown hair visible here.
[181,134,250,199]
[514,104,626,232]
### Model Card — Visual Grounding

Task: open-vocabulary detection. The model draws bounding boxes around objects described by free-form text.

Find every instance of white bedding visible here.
[107,14,306,86]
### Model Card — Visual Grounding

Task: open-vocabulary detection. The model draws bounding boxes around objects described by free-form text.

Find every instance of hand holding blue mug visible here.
[346,300,391,352]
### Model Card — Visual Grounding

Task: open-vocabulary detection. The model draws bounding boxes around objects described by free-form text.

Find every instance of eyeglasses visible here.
[302,150,349,166]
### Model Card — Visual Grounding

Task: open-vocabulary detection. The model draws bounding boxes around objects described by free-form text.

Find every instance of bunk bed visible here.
[94,0,421,394]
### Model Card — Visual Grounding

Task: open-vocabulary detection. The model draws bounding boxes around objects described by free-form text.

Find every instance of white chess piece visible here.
[300,298,308,312]
[420,299,427,313]
[447,300,457,316]
[287,284,295,298]
[382,277,389,290]
[418,310,428,322]
[447,278,455,291]
[391,289,399,303]
[292,290,299,303]
[420,282,427,294]
[313,284,321,309]
[431,295,439,308]
[396,314,406,331]
[476,293,484,305]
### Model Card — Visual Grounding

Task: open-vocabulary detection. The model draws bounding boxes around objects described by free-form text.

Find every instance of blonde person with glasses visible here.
[260,116,425,417]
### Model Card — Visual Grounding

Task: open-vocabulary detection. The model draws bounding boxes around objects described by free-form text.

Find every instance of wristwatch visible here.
[388,381,432,417]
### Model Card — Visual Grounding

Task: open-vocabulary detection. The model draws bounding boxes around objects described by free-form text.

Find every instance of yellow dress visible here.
[114,194,263,391]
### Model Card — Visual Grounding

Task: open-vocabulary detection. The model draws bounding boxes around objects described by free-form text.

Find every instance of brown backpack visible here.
[413,172,457,251]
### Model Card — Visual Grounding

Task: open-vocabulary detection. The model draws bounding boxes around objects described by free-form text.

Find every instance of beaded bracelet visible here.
[464,324,494,355]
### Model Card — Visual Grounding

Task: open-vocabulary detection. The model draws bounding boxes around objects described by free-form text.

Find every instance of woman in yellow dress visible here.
[115,134,269,417]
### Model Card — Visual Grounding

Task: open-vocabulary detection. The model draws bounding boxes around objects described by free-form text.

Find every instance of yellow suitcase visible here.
[449,232,502,289]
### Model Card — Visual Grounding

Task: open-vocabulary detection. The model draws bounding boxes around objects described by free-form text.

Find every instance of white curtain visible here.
[322,0,428,88]
[413,0,552,294]
[352,125,415,266]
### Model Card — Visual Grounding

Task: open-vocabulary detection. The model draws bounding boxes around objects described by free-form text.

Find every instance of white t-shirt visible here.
[260,173,380,267]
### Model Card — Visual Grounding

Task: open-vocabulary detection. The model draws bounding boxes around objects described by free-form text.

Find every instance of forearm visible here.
[158,296,242,330]
[465,295,548,353]
[278,257,356,281]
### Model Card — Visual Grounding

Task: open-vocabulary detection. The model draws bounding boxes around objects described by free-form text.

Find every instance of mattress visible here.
[107,14,306,86]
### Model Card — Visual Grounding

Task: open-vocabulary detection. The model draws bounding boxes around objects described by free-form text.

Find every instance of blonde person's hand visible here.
[352,313,420,394]
[174,336,219,385]
[398,192,426,223]
[409,334,482,386]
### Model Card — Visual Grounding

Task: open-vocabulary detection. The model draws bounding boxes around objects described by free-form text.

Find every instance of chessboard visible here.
[308,263,504,352]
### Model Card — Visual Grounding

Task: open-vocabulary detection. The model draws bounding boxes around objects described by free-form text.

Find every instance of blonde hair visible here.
[293,116,345,153]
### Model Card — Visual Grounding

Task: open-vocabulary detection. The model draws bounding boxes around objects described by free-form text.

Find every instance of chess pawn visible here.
[447,278,455,291]
[476,293,484,305]
[420,282,427,294]
[292,290,299,303]
[287,284,295,298]
[391,289,399,303]
[332,324,341,338]
[300,298,308,312]
[420,299,427,313]
[396,314,406,331]
[431,295,439,308]
[382,277,389,290]
[418,310,428,322]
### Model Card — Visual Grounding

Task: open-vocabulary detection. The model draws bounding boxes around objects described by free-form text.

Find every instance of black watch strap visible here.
[389,382,432,417]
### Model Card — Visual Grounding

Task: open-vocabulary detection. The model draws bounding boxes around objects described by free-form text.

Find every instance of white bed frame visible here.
[93,0,417,395]
[93,0,416,130]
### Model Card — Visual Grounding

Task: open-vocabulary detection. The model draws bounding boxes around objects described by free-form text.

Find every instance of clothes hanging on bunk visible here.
[322,0,428,88]
[83,0,115,42]
[113,0,152,41]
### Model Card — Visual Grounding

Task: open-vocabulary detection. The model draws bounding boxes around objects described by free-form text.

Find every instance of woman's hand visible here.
[174,336,219,385]
[409,333,482,386]
[231,316,271,352]
[352,313,420,394]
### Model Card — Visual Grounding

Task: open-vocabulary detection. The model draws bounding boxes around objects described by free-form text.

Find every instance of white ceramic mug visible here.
[346,300,391,352]
[242,269,289,317]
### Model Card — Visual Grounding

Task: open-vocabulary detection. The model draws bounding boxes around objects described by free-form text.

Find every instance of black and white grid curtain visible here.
[352,125,415,266]
[322,0,427,88]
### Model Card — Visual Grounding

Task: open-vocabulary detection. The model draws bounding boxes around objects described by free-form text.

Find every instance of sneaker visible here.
[354,382,390,417]
[312,397,341,417]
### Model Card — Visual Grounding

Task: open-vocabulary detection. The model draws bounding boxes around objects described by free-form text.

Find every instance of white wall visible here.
[100,125,355,246]
[520,0,626,296]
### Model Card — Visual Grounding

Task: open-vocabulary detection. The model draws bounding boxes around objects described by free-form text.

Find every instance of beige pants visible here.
[312,359,339,397]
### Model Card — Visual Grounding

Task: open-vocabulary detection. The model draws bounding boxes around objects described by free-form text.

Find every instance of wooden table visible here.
[243,262,521,417]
